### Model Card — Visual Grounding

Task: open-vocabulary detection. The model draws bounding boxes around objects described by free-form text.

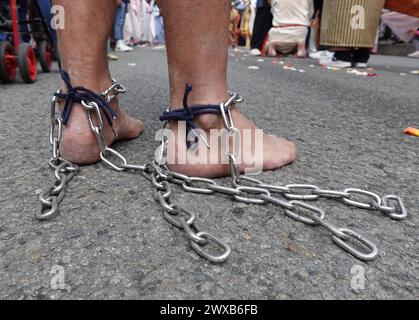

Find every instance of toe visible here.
[263,135,297,171]
[117,117,144,141]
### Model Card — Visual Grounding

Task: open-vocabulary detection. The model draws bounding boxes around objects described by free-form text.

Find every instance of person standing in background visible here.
[308,0,334,60]
[123,0,144,46]
[320,0,386,68]
[141,0,155,45]
[153,1,165,44]
[240,0,253,48]
[381,11,419,59]
[229,5,241,48]
[248,0,257,41]
[114,0,133,52]
[250,0,273,56]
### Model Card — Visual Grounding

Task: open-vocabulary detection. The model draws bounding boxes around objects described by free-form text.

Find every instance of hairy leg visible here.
[54,0,143,164]
[158,0,296,177]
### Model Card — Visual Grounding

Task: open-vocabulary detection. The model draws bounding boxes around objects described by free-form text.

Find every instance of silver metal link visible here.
[190,232,232,263]
[234,177,290,194]
[381,195,408,220]
[165,170,192,184]
[100,148,128,172]
[207,184,242,196]
[182,177,217,194]
[120,163,148,171]
[163,205,195,228]
[229,154,241,183]
[101,79,126,103]
[181,218,208,245]
[332,228,378,261]
[151,161,169,180]
[284,200,325,225]
[38,158,79,221]
[308,212,348,239]
[154,190,175,213]
[218,92,244,182]
[259,194,295,210]
[284,184,320,201]
[151,172,166,190]
[342,188,382,210]
[233,186,270,204]
[312,189,350,199]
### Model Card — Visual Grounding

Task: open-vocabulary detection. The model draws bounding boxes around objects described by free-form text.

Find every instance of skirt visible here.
[320,0,385,48]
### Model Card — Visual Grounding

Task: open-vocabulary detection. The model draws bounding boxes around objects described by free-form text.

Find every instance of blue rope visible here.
[160,84,223,147]
[55,71,117,126]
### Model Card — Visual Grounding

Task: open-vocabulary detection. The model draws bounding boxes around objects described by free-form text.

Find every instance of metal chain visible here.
[38,84,408,264]
[38,94,80,221]
[100,78,126,103]
[220,91,244,183]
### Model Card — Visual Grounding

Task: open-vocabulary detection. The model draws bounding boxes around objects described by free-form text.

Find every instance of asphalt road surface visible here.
[0,47,418,300]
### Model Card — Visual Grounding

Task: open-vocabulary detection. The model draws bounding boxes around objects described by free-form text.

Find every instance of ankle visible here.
[194,104,240,130]
[194,113,225,130]
[59,69,113,93]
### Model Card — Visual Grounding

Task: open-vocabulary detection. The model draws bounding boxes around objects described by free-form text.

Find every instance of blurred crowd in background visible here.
[229,0,419,68]
[110,0,165,54]
[111,0,419,67]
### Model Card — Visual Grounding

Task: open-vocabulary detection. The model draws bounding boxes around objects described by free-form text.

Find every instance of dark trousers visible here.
[251,6,273,50]
[334,49,371,63]
[314,0,326,50]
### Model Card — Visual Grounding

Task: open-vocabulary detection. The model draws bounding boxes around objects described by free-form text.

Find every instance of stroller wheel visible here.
[0,41,18,83]
[39,41,52,73]
[18,43,37,84]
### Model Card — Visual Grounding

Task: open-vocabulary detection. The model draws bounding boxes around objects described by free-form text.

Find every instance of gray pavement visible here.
[0,47,418,300]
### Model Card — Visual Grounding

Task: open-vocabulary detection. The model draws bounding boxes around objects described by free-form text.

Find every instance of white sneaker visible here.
[319,56,333,65]
[250,48,261,56]
[323,59,352,68]
[309,50,334,60]
[407,50,419,58]
[353,62,368,68]
[115,40,133,52]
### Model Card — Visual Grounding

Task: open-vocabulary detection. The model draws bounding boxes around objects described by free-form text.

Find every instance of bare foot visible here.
[58,80,144,165]
[296,41,307,58]
[167,107,297,178]
[267,44,278,57]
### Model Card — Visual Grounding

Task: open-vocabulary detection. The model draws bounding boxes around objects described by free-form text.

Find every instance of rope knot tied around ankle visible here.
[55,71,117,126]
[160,84,240,148]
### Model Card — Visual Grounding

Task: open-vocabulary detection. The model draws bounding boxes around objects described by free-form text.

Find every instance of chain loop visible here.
[181,218,208,245]
[182,177,217,194]
[100,148,128,172]
[284,184,320,201]
[381,195,408,220]
[332,228,378,261]
[233,186,270,204]
[38,158,79,221]
[163,205,195,228]
[284,200,325,225]
[190,232,232,263]
[342,188,382,210]
[312,189,350,199]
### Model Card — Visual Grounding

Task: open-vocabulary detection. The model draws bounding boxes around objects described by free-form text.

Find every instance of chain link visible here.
[38,85,408,263]
[101,78,126,103]
[38,157,79,221]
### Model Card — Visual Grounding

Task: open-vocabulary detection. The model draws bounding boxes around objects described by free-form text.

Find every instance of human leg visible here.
[158,0,296,177]
[54,0,143,164]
